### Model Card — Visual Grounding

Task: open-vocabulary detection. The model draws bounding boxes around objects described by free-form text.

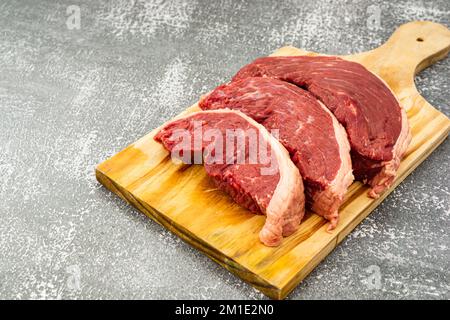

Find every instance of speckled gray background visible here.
[0,0,449,300]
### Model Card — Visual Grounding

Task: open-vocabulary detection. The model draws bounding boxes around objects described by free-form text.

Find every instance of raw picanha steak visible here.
[199,77,353,228]
[154,109,305,246]
[232,56,411,198]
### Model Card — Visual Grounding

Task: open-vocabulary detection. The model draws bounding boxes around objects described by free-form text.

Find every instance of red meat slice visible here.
[232,56,411,197]
[154,109,305,246]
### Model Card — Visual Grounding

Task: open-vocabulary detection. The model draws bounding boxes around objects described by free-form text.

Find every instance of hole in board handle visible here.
[416,37,424,42]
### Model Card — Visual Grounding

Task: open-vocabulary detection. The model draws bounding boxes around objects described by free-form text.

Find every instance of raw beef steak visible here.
[199,77,353,228]
[232,56,411,197]
[154,109,305,246]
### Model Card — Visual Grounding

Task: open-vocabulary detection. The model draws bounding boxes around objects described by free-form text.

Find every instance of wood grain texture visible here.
[96,21,450,300]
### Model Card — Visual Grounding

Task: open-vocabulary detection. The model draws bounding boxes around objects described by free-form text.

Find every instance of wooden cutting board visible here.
[96,21,450,299]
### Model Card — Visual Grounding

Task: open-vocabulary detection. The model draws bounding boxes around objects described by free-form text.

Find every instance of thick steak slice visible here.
[232,56,411,198]
[154,110,305,246]
[199,77,353,228]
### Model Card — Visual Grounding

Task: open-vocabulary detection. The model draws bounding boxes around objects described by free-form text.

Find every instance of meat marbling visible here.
[154,109,305,246]
[232,56,411,197]
[199,77,353,228]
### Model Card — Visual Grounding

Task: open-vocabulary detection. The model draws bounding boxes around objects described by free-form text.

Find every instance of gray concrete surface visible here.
[0,0,449,300]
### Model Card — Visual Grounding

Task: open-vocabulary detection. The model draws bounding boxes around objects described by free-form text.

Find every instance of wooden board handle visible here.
[353,21,450,71]
[345,21,450,114]
[349,21,450,88]
[382,21,450,73]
